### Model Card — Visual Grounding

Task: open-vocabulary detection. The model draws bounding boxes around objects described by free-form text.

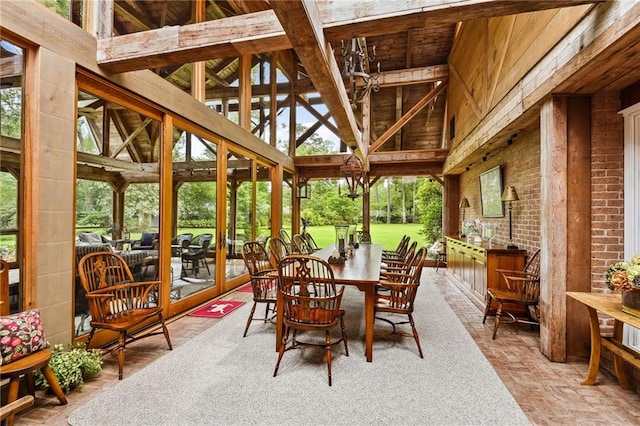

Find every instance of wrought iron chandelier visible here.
[341,37,380,104]
[341,154,366,200]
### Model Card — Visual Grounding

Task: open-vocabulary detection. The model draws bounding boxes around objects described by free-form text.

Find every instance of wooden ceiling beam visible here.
[294,149,448,178]
[97,1,598,73]
[98,10,290,73]
[369,80,448,153]
[270,0,366,165]
[203,64,448,99]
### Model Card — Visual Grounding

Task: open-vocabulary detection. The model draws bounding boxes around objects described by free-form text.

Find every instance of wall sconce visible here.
[341,154,366,200]
[297,176,310,199]
[501,185,520,249]
[459,197,470,237]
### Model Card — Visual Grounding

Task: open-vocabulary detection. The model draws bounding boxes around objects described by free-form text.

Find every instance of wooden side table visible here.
[567,291,640,390]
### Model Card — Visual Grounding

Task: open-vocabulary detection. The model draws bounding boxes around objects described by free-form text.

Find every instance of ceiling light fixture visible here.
[341,154,366,200]
[341,37,380,104]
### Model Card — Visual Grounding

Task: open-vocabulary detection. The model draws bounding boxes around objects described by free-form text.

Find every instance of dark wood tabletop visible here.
[313,243,383,288]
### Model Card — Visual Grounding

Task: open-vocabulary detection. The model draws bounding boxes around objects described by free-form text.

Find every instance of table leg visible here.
[582,306,602,385]
[612,319,633,390]
[364,286,374,362]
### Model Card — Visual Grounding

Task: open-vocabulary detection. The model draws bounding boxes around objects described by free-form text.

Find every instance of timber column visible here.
[540,95,592,362]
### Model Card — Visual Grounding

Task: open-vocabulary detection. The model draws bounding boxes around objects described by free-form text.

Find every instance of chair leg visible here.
[155,314,172,351]
[264,302,272,323]
[243,302,257,337]
[408,313,424,358]
[339,315,349,356]
[492,301,504,340]
[325,330,333,386]
[5,377,21,426]
[482,294,493,324]
[41,365,68,404]
[273,327,290,378]
[85,328,97,349]
[116,332,126,380]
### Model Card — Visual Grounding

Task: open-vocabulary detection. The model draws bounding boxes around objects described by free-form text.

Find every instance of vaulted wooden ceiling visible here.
[78,0,596,179]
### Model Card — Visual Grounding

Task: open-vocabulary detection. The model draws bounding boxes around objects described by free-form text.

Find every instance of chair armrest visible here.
[378,271,412,284]
[86,281,161,320]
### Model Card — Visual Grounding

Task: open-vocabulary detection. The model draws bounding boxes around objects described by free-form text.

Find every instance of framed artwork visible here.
[479,166,504,217]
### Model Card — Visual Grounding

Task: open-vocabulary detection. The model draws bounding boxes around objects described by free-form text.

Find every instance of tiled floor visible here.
[9,268,640,425]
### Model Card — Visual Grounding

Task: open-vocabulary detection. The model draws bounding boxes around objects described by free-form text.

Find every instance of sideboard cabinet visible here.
[445,237,526,311]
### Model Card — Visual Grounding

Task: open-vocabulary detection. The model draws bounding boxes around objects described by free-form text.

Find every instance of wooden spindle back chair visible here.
[375,247,428,358]
[274,255,349,386]
[241,241,277,337]
[78,251,173,379]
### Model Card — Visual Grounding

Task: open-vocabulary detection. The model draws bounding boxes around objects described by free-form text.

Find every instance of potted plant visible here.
[605,254,640,317]
[35,342,103,393]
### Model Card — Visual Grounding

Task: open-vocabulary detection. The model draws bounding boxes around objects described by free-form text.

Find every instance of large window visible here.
[0,39,24,313]
[75,87,162,337]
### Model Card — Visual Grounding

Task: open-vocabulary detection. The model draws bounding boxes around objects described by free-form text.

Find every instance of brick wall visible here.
[591,91,625,336]
[459,129,541,259]
[591,91,625,292]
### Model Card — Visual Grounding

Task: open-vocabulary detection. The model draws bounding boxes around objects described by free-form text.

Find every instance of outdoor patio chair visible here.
[181,234,213,277]
[482,249,541,339]
[77,251,173,379]
[375,247,428,358]
[171,233,193,256]
[241,241,277,337]
[132,232,159,250]
[274,255,349,386]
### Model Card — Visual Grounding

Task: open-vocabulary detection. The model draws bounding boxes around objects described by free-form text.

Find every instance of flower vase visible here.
[621,289,640,318]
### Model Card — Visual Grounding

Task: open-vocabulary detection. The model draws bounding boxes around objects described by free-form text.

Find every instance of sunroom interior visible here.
[2,0,640,405]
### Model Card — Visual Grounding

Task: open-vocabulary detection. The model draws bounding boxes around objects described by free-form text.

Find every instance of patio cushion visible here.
[140,233,158,246]
[78,232,105,245]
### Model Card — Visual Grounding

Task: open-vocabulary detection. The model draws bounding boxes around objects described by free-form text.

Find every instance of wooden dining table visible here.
[274,243,383,362]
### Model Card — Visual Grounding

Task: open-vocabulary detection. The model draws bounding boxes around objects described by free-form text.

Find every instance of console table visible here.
[566,292,640,389]
[445,236,526,312]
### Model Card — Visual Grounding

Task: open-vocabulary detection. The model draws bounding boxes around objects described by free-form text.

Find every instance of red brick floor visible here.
[8,269,640,425]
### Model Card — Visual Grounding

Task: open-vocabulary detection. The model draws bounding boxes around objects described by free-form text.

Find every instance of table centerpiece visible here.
[605,254,640,317]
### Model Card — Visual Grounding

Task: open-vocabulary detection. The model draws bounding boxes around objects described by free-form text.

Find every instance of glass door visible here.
[170,127,218,304]
[224,148,253,285]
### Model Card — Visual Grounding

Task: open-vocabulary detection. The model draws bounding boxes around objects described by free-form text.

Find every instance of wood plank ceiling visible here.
[82,0,597,180]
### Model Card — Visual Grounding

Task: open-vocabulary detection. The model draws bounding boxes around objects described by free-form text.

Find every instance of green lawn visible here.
[74,224,426,251]
[304,223,425,251]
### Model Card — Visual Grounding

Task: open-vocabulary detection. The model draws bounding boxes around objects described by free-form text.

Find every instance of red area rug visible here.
[188,300,246,318]
[238,283,253,292]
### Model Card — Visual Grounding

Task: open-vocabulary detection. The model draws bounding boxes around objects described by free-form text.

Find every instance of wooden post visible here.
[443,175,460,238]
[540,95,592,362]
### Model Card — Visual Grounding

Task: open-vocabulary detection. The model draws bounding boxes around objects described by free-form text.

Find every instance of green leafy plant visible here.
[35,343,103,393]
